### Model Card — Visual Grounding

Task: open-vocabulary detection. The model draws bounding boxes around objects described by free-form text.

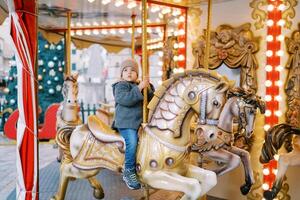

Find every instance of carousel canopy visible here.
[0,0,229,52]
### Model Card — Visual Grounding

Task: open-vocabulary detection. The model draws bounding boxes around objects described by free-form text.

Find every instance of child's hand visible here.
[138,76,150,91]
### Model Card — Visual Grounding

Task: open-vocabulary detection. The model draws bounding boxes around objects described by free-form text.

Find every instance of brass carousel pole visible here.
[142,0,148,124]
[201,1,212,199]
[131,14,136,58]
[65,11,71,75]
[142,0,150,199]
[204,0,212,70]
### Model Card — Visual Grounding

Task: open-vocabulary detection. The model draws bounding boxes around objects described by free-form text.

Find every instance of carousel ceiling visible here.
[0,0,234,49]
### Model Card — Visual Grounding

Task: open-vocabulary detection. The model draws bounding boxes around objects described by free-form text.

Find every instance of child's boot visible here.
[123,168,141,190]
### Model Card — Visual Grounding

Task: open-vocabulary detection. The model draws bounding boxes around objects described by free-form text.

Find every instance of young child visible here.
[112,58,154,190]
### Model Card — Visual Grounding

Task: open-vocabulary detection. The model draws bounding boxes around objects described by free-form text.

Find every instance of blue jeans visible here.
[118,128,138,170]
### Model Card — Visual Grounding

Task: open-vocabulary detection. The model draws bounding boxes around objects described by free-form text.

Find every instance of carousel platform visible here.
[6,160,226,200]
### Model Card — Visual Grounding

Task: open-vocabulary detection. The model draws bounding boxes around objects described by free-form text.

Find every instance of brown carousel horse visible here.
[192,88,265,195]
[260,123,300,200]
[52,69,233,200]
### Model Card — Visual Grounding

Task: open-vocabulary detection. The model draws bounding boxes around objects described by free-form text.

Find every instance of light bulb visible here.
[266,50,273,57]
[262,183,269,190]
[264,124,271,131]
[265,110,272,117]
[278,4,285,11]
[267,5,274,11]
[266,35,274,42]
[275,110,282,117]
[264,95,272,102]
[276,50,284,57]
[275,80,283,86]
[263,168,270,175]
[275,95,282,102]
[265,65,273,72]
[267,19,274,26]
[277,19,285,26]
[276,35,284,41]
[275,65,284,71]
[265,80,272,87]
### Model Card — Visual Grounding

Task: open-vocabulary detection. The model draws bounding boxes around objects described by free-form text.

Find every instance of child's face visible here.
[122,66,138,82]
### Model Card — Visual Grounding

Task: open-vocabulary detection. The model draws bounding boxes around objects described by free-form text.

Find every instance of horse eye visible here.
[213,100,219,106]
[67,100,71,103]
[250,109,254,114]
[188,91,196,100]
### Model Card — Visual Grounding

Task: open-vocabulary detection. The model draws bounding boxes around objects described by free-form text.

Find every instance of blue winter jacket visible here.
[112,81,154,130]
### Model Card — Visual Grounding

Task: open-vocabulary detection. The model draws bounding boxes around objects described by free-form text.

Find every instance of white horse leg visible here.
[143,170,202,200]
[227,146,253,195]
[185,164,217,196]
[203,149,241,176]
[88,176,105,199]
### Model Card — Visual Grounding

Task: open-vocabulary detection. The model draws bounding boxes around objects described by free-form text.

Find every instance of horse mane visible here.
[147,69,230,121]
[227,87,265,114]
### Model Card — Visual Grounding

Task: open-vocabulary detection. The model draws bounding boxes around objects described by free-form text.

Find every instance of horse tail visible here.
[260,123,300,163]
[56,126,76,163]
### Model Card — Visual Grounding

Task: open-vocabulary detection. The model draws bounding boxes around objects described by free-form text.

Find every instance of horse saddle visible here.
[87,115,125,149]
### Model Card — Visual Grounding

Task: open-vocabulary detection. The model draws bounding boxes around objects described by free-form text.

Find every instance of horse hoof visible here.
[50,196,57,200]
[240,183,252,195]
[264,190,276,200]
[94,189,105,199]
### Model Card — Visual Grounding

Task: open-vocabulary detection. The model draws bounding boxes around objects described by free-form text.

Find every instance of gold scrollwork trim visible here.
[250,0,268,30]
[282,0,298,29]
[250,0,297,30]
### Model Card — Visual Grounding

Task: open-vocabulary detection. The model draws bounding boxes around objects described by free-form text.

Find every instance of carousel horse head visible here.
[62,73,79,107]
[226,87,265,137]
[147,70,233,138]
[59,73,80,122]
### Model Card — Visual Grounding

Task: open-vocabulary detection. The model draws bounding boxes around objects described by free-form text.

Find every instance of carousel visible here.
[0,0,300,200]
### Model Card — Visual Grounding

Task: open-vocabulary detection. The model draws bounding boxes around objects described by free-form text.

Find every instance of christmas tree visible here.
[4,33,65,123]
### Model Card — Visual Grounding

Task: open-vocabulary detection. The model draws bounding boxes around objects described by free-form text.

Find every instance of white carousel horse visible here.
[52,69,233,200]
[192,88,265,195]
[56,74,82,162]
[260,123,300,200]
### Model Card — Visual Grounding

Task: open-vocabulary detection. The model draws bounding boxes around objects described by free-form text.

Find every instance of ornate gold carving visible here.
[250,0,297,30]
[285,23,300,127]
[282,0,298,29]
[73,131,124,171]
[276,179,291,200]
[193,23,260,92]
[247,171,263,200]
[162,36,178,80]
[250,0,268,30]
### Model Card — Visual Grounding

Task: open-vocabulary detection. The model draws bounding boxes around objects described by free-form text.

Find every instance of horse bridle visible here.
[236,97,254,134]
[198,90,219,126]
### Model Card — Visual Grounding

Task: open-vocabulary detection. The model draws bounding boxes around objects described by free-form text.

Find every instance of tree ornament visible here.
[53,56,58,61]
[48,61,55,68]
[49,69,56,76]
[56,85,62,91]
[50,44,55,50]
[47,80,52,85]
[59,67,63,72]
[10,99,16,105]
[44,44,49,48]
[48,88,55,94]
[54,76,59,81]
[38,60,44,66]
[39,85,43,90]
[38,74,43,80]
[4,88,9,93]
[56,45,62,50]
